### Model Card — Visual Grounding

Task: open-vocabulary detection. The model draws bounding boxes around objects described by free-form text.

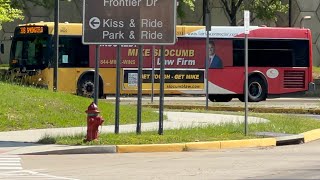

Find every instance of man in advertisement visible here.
[209,40,223,68]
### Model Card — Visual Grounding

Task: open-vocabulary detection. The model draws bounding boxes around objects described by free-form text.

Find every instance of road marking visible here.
[0,155,78,179]
[0,155,22,172]
[0,170,79,179]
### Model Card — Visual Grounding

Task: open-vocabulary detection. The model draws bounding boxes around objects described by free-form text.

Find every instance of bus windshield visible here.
[10,35,50,70]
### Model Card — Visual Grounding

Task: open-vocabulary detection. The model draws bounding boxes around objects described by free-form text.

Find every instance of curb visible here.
[143,104,320,114]
[254,132,305,146]
[301,129,320,143]
[117,143,186,153]
[275,134,304,145]
[22,145,117,155]
[15,129,320,155]
[25,138,277,154]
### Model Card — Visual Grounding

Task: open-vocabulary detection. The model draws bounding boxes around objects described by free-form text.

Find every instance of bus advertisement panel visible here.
[123,69,205,90]
[90,38,233,69]
[91,38,205,68]
[88,38,232,91]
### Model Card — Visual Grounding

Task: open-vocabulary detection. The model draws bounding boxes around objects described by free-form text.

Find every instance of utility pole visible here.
[289,0,292,27]
[204,0,211,110]
[203,0,209,25]
[53,0,59,92]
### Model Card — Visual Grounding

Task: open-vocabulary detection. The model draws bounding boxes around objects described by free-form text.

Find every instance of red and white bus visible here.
[6,22,314,102]
[181,26,315,102]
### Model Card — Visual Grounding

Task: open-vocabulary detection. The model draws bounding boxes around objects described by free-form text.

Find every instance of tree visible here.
[11,0,196,20]
[11,0,54,9]
[178,0,196,18]
[220,0,288,26]
[249,0,288,24]
[0,0,24,29]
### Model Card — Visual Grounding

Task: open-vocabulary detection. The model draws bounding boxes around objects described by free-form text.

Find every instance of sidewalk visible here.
[0,111,268,155]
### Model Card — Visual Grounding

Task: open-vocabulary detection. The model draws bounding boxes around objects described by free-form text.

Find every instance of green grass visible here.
[2,76,320,146]
[41,112,320,145]
[0,82,159,131]
[0,64,8,68]
[313,66,320,78]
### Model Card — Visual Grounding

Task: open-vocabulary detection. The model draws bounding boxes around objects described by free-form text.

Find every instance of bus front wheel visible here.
[77,76,95,98]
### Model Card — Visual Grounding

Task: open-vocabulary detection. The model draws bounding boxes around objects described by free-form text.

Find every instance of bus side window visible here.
[0,43,4,54]
[77,44,89,67]
[292,40,309,67]
[58,37,89,67]
[72,38,89,67]
[233,39,297,67]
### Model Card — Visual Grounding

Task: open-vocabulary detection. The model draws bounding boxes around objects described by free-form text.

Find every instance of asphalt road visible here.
[20,140,320,180]
[105,96,320,109]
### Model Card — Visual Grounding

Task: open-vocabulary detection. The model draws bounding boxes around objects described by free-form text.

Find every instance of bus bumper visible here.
[308,82,316,91]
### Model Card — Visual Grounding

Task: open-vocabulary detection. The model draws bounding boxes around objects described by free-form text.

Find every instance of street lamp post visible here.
[300,16,311,29]
[289,0,292,27]
[53,0,59,92]
[203,0,209,25]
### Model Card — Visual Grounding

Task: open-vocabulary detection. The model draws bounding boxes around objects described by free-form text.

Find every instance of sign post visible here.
[83,0,177,134]
[244,10,250,136]
[53,0,59,92]
[205,9,211,111]
[94,45,100,105]
[115,46,121,134]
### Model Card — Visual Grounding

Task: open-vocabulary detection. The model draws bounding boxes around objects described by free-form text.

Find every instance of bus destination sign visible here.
[18,26,48,34]
[82,0,177,45]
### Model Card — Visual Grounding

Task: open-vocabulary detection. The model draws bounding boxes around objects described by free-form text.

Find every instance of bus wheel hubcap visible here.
[249,82,262,99]
[82,81,94,97]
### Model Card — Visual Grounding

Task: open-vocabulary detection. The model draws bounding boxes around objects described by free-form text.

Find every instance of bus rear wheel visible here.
[238,76,267,102]
[78,76,95,98]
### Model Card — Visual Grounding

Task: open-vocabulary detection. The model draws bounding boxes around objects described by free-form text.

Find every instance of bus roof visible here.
[177,25,311,40]
[18,22,311,40]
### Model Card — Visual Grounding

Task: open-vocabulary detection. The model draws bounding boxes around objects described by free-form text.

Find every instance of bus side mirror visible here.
[0,43,4,54]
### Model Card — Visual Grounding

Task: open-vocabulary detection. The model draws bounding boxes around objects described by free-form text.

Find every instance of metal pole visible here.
[205,12,210,110]
[94,45,100,105]
[243,9,250,136]
[151,46,155,103]
[115,46,121,134]
[203,0,208,25]
[158,45,165,135]
[136,45,143,134]
[289,0,292,27]
[53,0,59,92]
[244,33,249,136]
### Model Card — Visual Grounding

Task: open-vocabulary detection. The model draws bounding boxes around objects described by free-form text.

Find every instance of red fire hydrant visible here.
[85,102,104,142]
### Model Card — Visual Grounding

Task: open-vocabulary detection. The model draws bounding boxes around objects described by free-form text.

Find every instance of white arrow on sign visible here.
[89,17,100,29]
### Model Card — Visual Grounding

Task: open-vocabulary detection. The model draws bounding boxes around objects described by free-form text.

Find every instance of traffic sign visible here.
[89,17,100,29]
[82,0,177,45]
[244,10,250,35]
